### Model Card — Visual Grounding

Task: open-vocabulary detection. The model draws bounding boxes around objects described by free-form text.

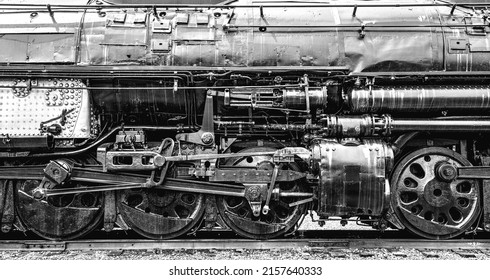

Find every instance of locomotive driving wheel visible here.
[15,160,104,241]
[118,187,205,239]
[391,147,481,239]
[216,147,307,239]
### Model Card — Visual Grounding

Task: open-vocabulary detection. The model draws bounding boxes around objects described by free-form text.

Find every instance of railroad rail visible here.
[1,230,490,252]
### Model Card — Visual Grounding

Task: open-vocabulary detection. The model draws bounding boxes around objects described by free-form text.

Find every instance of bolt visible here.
[1,224,12,233]
[201,132,214,145]
[443,168,454,176]
[32,189,45,200]
[262,205,270,215]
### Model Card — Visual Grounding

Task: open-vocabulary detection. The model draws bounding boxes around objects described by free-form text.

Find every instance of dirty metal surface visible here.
[1,234,490,251]
[1,239,490,252]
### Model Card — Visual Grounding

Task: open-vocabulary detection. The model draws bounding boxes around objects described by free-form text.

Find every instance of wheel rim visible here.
[391,147,480,239]
[15,179,103,240]
[217,147,307,239]
[118,189,204,239]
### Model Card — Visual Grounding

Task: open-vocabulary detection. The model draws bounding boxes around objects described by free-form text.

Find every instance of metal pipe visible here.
[318,115,490,137]
[349,85,490,113]
[1,125,195,158]
[392,119,490,132]
[0,2,486,9]
[0,136,54,149]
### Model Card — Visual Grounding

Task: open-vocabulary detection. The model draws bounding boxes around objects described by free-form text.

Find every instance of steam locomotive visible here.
[1,0,490,240]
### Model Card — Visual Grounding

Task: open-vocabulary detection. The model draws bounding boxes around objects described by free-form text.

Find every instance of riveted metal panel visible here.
[0,79,91,139]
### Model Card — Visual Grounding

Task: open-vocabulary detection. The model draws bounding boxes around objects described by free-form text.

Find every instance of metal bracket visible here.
[210,168,306,183]
[203,195,219,229]
[359,23,366,39]
[145,138,175,188]
[272,147,311,164]
[103,191,117,231]
[0,180,14,233]
[105,150,164,171]
[244,184,267,217]
[176,92,215,146]
[483,180,490,232]
[262,164,280,215]
[352,4,358,17]
[33,160,72,199]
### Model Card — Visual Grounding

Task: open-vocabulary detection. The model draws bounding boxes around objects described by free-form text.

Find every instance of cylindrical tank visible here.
[348,85,490,113]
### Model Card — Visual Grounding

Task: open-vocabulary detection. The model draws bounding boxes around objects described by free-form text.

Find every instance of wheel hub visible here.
[423,179,451,208]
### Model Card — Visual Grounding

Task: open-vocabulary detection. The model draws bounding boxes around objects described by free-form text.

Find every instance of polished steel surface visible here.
[310,139,394,217]
[0,0,448,71]
[349,85,490,113]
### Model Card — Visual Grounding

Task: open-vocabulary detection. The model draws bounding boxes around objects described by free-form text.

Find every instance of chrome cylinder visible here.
[227,87,328,110]
[319,115,490,137]
[392,118,490,132]
[348,85,490,113]
[283,87,328,109]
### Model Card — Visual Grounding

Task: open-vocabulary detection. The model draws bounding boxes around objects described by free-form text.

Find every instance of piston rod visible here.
[391,119,490,132]
[317,115,490,137]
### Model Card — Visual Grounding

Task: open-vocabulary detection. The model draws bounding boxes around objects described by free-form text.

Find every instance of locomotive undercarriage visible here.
[2,67,490,241]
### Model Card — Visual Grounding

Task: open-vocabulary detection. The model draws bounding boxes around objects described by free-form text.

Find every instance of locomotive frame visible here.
[2,0,490,240]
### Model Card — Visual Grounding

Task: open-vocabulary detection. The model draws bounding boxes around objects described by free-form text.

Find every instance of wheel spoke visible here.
[224,197,247,210]
[398,199,420,209]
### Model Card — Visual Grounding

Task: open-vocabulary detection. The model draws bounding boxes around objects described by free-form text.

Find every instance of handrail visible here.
[0,2,488,10]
